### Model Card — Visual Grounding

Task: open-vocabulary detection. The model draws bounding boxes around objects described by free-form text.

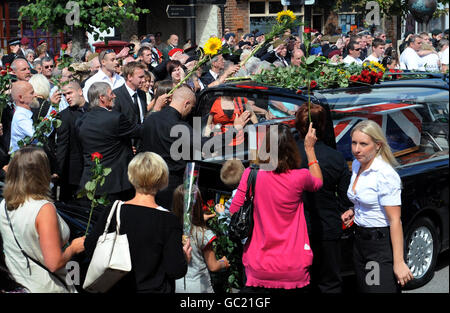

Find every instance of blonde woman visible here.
[0,146,85,292]
[342,120,414,293]
[84,152,191,292]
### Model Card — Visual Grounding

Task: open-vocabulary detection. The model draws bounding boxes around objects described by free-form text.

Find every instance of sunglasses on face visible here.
[44,65,54,69]
[353,48,361,51]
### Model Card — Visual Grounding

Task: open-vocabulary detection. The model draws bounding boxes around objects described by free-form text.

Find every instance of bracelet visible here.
[308,160,319,167]
[219,259,225,268]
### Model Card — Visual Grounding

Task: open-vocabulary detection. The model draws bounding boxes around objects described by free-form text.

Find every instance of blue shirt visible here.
[10,106,35,153]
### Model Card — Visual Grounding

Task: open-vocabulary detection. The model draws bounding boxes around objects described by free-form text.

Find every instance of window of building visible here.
[249,0,304,34]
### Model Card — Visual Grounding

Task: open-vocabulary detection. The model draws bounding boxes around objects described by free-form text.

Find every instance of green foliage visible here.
[204,203,244,292]
[19,0,150,41]
[17,107,61,149]
[334,0,448,19]
[77,153,111,236]
[0,65,15,122]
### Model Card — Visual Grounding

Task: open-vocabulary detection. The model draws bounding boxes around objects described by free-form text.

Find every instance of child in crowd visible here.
[172,185,230,293]
[214,159,246,230]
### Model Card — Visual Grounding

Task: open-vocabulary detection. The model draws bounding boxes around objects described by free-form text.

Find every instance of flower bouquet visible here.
[17,109,62,149]
[0,63,14,122]
[204,199,244,292]
[349,60,385,85]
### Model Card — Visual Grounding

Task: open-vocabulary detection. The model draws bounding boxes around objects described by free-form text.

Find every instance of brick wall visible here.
[218,0,250,37]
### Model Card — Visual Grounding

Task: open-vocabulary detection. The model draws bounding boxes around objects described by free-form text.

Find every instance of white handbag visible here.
[83,200,132,293]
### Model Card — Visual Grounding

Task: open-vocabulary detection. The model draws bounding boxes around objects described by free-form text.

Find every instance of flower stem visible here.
[84,187,96,236]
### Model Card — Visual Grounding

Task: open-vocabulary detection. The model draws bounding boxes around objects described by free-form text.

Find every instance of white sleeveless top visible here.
[0,198,76,293]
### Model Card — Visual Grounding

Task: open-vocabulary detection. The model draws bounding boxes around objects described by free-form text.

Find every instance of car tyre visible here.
[404,216,440,290]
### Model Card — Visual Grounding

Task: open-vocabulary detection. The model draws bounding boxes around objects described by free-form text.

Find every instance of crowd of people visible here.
[0,25,442,294]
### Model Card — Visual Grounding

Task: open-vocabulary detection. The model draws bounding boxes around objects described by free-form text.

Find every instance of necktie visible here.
[132,93,142,123]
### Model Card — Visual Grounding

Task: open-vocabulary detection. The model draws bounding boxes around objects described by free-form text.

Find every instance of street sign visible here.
[166,5,195,18]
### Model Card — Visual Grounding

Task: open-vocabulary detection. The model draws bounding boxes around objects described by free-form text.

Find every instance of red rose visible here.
[350,75,358,81]
[296,89,303,94]
[361,70,370,77]
[5,63,10,68]
[389,69,396,73]
[320,71,325,76]
[91,152,103,161]
[50,109,57,117]
[310,80,317,89]
[304,27,311,34]
[0,70,7,76]
[61,44,67,51]
[377,72,384,79]
[207,200,214,207]
[202,204,209,212]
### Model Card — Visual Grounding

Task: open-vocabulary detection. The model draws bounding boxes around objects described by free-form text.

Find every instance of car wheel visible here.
[404,216,440,289]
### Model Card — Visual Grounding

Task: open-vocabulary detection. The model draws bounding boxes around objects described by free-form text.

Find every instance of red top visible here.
[210,97,247,127]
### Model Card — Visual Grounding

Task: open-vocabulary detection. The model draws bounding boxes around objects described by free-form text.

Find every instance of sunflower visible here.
[203,37,222,56]
[276,10,296,24]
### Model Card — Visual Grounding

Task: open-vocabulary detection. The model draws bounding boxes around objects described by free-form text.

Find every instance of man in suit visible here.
[261,43,290,67]
[141,86,196,210]
[112,62,147,126]
[55,81,88,202]
[76,82,142,202]
[200,54,239,88]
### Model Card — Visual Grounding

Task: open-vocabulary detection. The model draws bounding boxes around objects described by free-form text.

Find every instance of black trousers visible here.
[310,239,343,293]
[353,225,400,293]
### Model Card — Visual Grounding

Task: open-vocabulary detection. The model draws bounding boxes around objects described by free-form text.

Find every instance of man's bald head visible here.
[170,86,196,118]
[11,81,35,109]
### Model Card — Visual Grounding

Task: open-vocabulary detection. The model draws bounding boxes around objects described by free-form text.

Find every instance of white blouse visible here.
[347,156,402,228]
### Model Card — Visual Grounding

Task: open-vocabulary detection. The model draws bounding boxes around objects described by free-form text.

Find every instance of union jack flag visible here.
[332,102,423,160]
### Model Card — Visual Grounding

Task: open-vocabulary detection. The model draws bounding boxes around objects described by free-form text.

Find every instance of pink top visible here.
[229,167,323,289]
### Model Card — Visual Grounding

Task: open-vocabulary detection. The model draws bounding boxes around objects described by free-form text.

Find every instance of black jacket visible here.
[76,106,142,195]
[84,203,187,292]
[112,84,147,126]
[55,104,86,186]
[297,140,353,241]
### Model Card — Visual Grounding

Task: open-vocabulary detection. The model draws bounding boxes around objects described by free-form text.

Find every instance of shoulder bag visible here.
[3,202,71,292]
[228,164,259,242]
[83,200,132,293]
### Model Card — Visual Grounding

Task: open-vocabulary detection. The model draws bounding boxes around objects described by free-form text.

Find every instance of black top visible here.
[55,104,86,186]
[76,106,142,195]
[84,203,187,293]
[141,106,193,176]
[297,139,353,241]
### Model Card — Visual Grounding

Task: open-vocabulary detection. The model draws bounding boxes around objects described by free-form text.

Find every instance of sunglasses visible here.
[353,48,361,51]
[44,65,54,69]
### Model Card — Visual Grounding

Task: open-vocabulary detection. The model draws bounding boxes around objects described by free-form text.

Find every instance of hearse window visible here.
[320,87,449,166]
[194,90,304,162]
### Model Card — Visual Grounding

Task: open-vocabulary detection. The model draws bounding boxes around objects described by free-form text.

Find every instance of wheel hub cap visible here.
[406,226,434,279]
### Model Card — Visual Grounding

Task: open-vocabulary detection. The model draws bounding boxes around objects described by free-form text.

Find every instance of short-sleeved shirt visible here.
[400,47,424,71]
[440,47,449,66]
[9,106,35,153]
[175,226,216,293]
[347,156,402,228]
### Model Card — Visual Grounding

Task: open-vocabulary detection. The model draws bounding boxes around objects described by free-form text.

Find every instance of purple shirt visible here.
[230,167,323,289]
